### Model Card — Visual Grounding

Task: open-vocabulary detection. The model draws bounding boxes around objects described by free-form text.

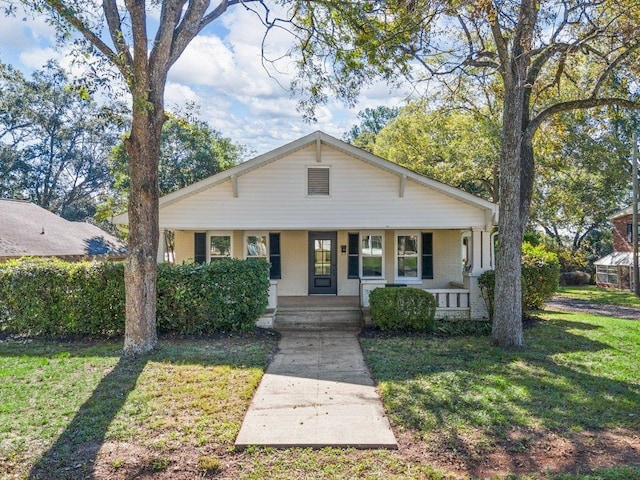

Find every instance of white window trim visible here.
[244,231,269,260]
[306,165,332,197]
[207,231,233,262]
[395,230,422,283]
[360,230,385,279]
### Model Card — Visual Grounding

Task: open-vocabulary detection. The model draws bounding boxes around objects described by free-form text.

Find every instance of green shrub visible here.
[369,287,436,331]
[479,242,560,319]
[0,257,269,336]
[156,259,269,334]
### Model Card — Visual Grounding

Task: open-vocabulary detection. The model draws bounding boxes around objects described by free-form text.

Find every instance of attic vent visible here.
[307,167,330,196]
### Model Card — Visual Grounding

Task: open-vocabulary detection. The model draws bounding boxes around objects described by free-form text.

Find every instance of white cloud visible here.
[1,2,415,156]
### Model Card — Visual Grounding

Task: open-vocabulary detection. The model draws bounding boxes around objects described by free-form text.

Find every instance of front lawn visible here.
[556,285,640,308]
[360,311,640,477]
[1,313,639,480]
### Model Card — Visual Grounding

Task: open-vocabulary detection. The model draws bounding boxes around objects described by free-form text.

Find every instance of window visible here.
[307,167,330,196]
[596,265,619,286]
[361,234,383,277]
[397,234,419,278]
[627,223,640,243]
[246,235,268,259]
[210,235,231,261]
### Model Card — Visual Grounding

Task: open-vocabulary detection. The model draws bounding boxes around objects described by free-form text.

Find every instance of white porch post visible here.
[464,228,492,319]
[157,229,166,264]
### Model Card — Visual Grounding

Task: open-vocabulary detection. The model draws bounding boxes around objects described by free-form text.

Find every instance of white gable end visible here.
[158,142,493,230]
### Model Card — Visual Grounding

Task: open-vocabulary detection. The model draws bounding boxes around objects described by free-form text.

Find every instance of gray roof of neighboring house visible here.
[611,203,640,220]
[0,199,127,260]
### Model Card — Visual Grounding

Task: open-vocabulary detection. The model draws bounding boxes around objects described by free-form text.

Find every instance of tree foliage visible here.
[279,0,640,347]
[371,100,500,202]
[343,105,399,151]
[0,61,126,220]
[110,109,242,198]
[8,0,260,354]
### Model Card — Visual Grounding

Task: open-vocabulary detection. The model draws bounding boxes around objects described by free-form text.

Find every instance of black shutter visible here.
[269,232,281,279]
[348,233,359,278]
[194,232,206,264]
[421,232,433,279]
[628,223,633,242]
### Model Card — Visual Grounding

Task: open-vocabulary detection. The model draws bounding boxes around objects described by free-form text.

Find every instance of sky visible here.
[0,4,415,157]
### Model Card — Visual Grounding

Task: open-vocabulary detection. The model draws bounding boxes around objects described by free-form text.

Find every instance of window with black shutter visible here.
[194,232,206,264]
[421,232,433,279]
[348,233,359,278]
[269,232,281,279]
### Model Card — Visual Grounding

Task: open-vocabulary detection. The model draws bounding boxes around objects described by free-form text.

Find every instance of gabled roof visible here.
[0,199,127,260]
[113,131,498,226]
[611,203,640,220]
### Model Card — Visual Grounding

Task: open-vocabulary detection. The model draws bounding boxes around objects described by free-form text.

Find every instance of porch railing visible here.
[424,288,470,319]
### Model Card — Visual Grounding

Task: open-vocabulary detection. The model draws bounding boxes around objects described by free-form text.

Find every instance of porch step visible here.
[274,307,363,331]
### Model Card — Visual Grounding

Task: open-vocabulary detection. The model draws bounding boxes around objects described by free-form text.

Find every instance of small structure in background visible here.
[594,204,639,291]
[0,199,127,262]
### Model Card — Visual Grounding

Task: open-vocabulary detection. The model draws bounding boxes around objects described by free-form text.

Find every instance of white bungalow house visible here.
[115,131,498,325]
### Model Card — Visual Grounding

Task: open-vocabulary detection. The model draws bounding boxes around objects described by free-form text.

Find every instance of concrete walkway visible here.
[235,330,398,449]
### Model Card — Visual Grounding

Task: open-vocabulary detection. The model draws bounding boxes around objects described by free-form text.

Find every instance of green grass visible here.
[361,312,639,437]
[1,314,639,480]
[556,285,640,308]
[0,333,279,479]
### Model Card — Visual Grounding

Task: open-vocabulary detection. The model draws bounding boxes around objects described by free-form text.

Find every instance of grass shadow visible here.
[28,355,148,480]
[361,315,640,474]
[0,332,279,479]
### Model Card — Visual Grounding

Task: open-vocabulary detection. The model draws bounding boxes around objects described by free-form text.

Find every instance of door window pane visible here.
[314,239,332,275]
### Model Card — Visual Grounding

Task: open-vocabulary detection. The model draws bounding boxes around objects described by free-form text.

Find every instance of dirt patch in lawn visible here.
[398,427,640,478]
[83,427,640,479]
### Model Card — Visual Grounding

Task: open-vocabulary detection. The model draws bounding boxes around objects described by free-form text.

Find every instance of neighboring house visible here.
[0,199,127,261]
[594,205,639,290]
[115,131,498,320]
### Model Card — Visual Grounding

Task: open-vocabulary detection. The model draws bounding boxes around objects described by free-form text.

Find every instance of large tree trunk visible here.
[123,101,164,356]
[491,0,538,349]
[493,87,526,348]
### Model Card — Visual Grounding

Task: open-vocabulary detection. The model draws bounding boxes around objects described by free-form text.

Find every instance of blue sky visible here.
[0,4,413,157]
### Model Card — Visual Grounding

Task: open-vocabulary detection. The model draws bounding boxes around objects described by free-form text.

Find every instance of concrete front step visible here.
[274,308,363,331]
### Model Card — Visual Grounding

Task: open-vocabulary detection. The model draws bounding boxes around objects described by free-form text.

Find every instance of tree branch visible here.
[102,0,133,71]
[42,0,119,67]
[527,97,640,139]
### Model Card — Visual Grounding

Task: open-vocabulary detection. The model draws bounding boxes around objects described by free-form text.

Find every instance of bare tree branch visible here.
[42,0,119,67]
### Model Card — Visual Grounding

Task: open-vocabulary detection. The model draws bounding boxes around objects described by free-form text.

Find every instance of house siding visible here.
[170,228,467,293]
[158,144,489,231]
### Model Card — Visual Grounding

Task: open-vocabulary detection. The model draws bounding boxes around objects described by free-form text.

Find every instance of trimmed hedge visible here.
[0,258,269,337]
[369,287,436,331]
[479,242,560,319]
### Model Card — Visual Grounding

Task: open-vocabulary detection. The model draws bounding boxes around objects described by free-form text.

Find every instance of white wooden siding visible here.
[159,145,488,230]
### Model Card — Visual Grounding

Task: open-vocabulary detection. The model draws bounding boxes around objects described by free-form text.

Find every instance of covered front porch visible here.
[258,286,476,330]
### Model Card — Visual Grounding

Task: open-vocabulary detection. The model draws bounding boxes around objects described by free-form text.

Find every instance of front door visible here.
[308,232,337,295]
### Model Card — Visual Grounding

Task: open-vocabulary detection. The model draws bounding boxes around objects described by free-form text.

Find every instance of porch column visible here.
[464,228,492,320]
[157,229,166,263]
